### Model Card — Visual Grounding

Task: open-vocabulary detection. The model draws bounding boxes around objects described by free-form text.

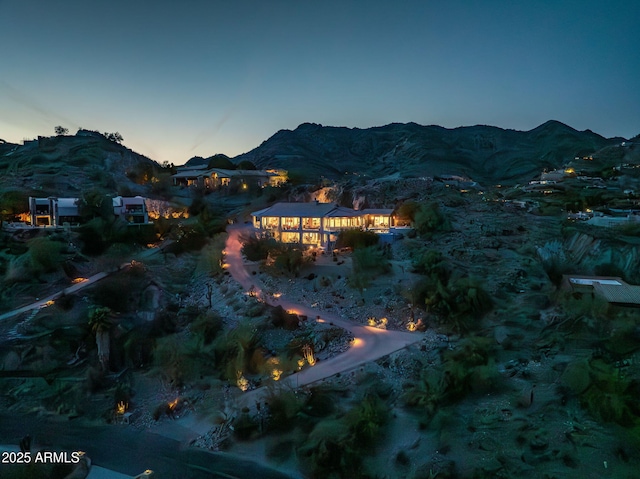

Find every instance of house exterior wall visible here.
[251,203,394,248]
[29,197,80,227]
[29,196,149,227]
[113,196,149,224]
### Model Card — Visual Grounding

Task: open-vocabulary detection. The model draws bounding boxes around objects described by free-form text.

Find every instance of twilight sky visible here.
[1,0,639,165]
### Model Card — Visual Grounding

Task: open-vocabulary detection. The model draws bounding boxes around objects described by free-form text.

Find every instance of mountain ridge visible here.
[233,120,625,184]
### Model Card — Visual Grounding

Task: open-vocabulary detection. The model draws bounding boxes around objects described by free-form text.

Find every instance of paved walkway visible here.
[223,224,422,408]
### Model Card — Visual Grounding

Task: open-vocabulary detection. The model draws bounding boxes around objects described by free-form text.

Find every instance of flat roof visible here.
[252,202,339,218]
[171,170,207,178]
[569,278,622,286]
[210,168,274,177]
[564,275,640,305]
[593,282,640,305]
[172,168,275,179]
[324,206,362,218]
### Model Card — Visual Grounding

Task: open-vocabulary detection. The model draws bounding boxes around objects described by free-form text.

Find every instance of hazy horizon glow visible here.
[1,0,639,164]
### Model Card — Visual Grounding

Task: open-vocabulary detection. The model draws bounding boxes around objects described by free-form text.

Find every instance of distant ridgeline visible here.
[233,121,623,184]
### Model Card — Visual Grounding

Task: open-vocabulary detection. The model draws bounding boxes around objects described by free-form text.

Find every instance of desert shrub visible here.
[352,245,391,275]
[297,419,359,477]
[196,233,227,276]
[233,412,259,440]
[346,393,389,446]
[298,391,389,478]
[78,218,114,255]
[78,189,114,221]
[302,387,337,418]
[603,315,640,357]
[414,202,450,237]
[166,225,208,254]
[556,293,610,335]
[562,358,639,426]
[123,223,157,245]
[241,234,276,261]
[153,333,217,386]
[190,311,224,344]
[0,190,29,224]
[561,359,592,395]
[272,246,305,275]
[270,305,300,330]
[195,205,227,235]
[90,271,142,312]
[413,275,492,333]
[86,365,106,393]
[150,174,173,198]
[3,254,33,283]
[246,301,266,317]
[441,336,498,400]
[336,229,379,249]
[121,330,154,368]
[405,336,499,416]
[403,368,444,418]
[395,200,420,222]
[412,249,449,281]
[447,277,493,319]
[214,321,262,380]
[265,385,304,432]
[28,237,63,274]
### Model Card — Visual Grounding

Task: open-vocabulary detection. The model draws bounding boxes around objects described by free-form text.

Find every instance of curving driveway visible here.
[224,225,421,398]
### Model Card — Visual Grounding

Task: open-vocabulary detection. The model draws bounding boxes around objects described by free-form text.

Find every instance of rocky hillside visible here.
[234,120,624,184]
[0,131,163,198]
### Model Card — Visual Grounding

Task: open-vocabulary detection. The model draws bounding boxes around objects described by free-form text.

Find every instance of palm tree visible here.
[89,306,113,371]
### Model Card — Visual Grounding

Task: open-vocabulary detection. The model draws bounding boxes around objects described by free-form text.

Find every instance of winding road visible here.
[224,225,421,400]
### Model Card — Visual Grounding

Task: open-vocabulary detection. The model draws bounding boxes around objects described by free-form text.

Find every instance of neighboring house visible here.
[540,170,566,182]
[251,201,398,248]
[29,197,81,227]
[29,195,150,227]
[112,196,149,224]
[562,275,640,307]
[171,167,287,189]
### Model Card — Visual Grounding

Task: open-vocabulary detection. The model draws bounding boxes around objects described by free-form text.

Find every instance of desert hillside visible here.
[234,120,623,183]
[0,130,165,199]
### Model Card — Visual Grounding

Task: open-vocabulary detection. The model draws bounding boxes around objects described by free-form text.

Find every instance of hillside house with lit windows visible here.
[251,202,397,248]
[171,167,287,190]
[29,197,81,227]
[28,195,149,227]
[112,196,149,224]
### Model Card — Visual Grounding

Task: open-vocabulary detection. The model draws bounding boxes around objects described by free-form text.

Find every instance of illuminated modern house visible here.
[251,202,395,248]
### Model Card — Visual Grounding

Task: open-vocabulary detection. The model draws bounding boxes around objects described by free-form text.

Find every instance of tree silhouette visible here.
[54,125,69,135]
[89,306,113,370]
[105,132,124,143]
